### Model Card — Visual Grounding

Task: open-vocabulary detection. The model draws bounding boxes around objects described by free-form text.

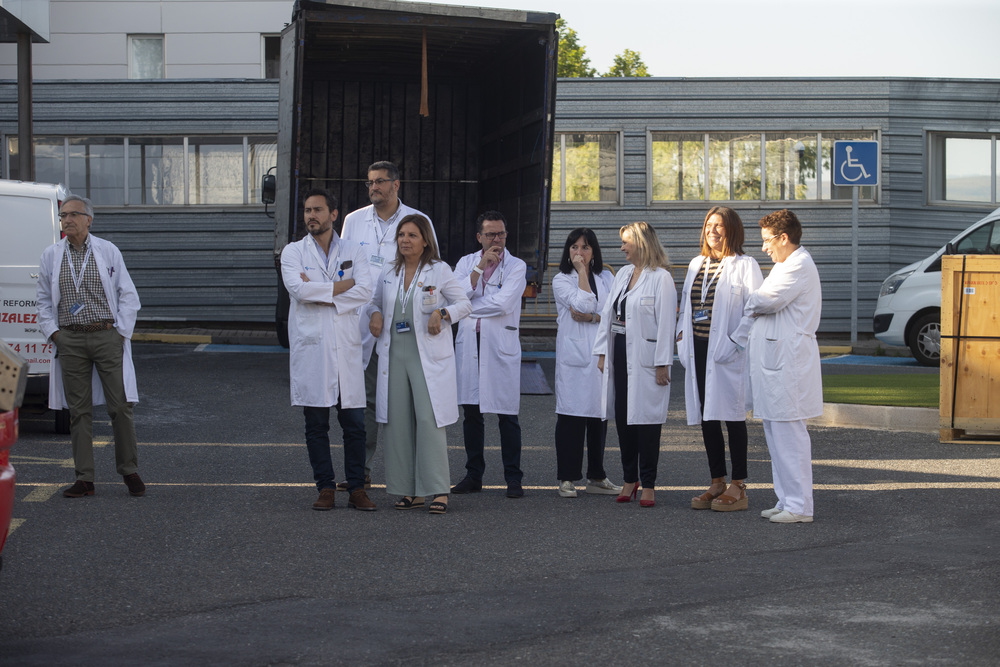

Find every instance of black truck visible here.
[270,0,558,344]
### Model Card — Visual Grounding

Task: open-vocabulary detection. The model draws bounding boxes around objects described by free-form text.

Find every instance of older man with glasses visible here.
[341,161,437,489]
[36,194,144,498]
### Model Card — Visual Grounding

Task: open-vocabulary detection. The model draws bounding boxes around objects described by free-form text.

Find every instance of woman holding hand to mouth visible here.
[677,207,762,512]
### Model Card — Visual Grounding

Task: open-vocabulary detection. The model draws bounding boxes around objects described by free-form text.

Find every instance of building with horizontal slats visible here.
[2,1,999,335]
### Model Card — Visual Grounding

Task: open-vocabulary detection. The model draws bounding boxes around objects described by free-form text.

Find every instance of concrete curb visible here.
[809,403,939,433]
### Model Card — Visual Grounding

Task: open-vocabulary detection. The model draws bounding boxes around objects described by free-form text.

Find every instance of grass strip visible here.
[822,373,939,408]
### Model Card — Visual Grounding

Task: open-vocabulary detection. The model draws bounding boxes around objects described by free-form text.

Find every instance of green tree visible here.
[603,49,651,77]
[556,18,596,78]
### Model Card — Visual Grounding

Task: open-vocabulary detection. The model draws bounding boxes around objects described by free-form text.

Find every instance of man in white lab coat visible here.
[744,209,823,524]
[36,194,144,498]
[451,211,528,498]
[281,188,376,511]
[341,161,436,487]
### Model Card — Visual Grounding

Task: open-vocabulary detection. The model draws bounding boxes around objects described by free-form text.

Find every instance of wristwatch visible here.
[439,308,449,320]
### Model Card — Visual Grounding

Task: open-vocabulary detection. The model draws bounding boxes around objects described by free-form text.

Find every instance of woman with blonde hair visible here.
[677,207,762,512]
[593,221,676,508]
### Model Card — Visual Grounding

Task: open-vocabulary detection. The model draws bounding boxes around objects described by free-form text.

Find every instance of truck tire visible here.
[908,313,941,367]
[55,408,71,434]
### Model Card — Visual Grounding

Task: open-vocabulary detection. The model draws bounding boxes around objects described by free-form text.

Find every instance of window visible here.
[129,35,164,79]
[552,132,619,204]
[929,133,998,204]
[6,135,276,206]
[651,131,877,203]
[263,35,280,79]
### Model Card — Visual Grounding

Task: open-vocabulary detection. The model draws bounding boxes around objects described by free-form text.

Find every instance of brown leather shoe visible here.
[348,488,377,511]
[313,488,336,510]
[63,480,95,498]
[123,473,146,497]
[337,475,371,491]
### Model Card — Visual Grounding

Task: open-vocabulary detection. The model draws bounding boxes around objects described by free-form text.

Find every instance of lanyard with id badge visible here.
[693,257,724,324]
[369,206,402,271]
[395,272,420,334]
[65,243,94,317]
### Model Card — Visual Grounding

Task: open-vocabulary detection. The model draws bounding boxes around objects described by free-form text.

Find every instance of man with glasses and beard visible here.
[341,161,437,489]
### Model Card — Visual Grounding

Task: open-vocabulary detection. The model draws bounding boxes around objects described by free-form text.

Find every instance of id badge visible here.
[611,321,626,335]
[69,302,87,316]
[370,255,386,268]
[395,321,411,333]
[422,294,437,306]
[693,309,709,322]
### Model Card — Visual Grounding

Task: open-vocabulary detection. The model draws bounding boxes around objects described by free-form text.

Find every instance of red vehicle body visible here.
[0,409,17,569]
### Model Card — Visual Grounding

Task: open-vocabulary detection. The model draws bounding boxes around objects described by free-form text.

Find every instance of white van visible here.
[0,179,70,432]
[873,206,1000,366]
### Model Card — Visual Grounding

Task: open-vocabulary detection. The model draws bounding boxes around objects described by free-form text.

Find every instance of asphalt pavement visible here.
[1,342,998,665]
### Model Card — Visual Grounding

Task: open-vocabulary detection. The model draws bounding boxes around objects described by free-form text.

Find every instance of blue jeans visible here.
[461,403,523,484]
[303,405,366,492]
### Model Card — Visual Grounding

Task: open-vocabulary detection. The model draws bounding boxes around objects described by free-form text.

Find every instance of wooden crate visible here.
[940,255,1000,443]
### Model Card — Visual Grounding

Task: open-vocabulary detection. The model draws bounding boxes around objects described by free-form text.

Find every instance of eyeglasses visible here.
[364,178,395,188]
[59,211,90,220]
[762,233,783,246]
[482,231,507,241]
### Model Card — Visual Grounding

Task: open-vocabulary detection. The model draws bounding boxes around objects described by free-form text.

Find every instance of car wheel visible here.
[908,313,941,367]
[55,408,71,434]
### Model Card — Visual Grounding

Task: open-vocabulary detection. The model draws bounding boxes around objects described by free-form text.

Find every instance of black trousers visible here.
[613,332,661,488]
[554,414,607,481]
[693,336,748,480]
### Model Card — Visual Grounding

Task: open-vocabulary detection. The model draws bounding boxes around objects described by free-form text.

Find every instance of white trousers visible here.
[762,419,814,516]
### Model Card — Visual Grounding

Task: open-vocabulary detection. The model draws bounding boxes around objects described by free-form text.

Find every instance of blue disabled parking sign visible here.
[833,141,879,186]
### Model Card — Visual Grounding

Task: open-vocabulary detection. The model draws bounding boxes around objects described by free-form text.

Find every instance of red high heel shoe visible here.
[639,488,655,508]
[616,482,639,503]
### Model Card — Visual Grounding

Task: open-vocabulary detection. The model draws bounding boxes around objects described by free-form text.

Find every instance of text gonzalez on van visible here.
[3,299,36,308]
[1,311,38,324]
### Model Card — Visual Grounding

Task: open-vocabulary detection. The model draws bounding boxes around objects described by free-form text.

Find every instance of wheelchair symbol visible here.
[839,146,871,183]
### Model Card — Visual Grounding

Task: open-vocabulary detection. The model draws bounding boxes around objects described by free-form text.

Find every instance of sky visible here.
[459,0,1000,79]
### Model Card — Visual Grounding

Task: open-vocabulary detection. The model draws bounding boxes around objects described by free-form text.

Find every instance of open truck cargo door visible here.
[272,0,558,345]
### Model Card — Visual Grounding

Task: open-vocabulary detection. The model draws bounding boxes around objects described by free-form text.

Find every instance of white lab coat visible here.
[36,235,140,409]
[368,260,472,427]
[677,253,763,424]
[281,232,372,408]
[593,264,676,425]
[745,246,823,422]
[340,201,435,364]
[552,269,614,418]
[453,250,527,415]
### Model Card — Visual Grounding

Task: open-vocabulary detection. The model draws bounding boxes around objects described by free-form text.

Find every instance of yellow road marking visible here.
[8,518,25,534]
[11,481,1000,491]
[10,455,76,468]
[22,485,62,502]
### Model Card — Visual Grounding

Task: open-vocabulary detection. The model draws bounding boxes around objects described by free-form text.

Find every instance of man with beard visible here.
[281,188,376,511]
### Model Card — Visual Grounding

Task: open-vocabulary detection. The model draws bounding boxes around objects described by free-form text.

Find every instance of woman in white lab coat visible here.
[746,209,823,524]
[551,228,620,498]
[368,215,471,514]
[594,221,676,508]
[677,207,763,512]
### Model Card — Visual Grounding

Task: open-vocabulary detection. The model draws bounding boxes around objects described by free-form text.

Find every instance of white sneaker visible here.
[586,478,623,495]
[558,480,578,498]
[760,506,783,519]
[769,510,813,523]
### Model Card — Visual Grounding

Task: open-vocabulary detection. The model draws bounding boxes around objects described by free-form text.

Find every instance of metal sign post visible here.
[833,140,879,346]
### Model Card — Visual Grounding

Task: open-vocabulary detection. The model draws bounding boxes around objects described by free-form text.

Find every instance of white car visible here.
[873,206,1000,366]
[0,179,70,432]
